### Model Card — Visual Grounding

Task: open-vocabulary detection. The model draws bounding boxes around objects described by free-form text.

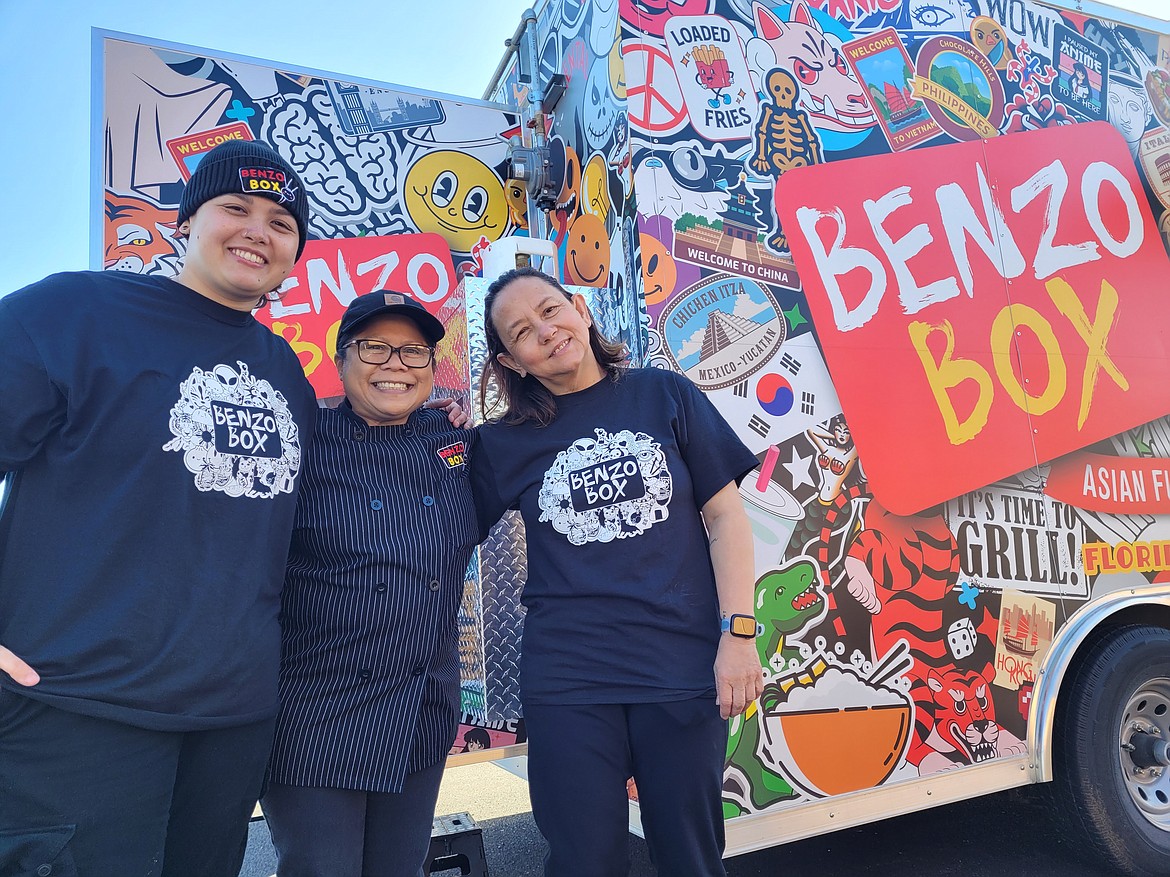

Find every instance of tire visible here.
[1052,624,1170,877]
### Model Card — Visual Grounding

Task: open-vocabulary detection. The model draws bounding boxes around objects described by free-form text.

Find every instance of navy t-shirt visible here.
[0,271,317,730]
[472,367,757,704]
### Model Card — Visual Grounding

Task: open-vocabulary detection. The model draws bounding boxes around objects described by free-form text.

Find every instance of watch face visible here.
[730,615,757,637]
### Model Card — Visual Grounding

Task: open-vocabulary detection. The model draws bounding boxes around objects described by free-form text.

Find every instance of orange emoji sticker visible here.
[640,234,676,306]
[565,213,610,287]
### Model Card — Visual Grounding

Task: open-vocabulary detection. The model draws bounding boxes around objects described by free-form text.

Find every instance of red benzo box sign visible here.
[776,122,1170,515]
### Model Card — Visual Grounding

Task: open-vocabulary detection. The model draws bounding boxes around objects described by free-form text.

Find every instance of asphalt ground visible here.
[239,759,1118,876]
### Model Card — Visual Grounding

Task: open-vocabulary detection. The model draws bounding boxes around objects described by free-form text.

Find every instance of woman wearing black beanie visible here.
[0,138,319,877]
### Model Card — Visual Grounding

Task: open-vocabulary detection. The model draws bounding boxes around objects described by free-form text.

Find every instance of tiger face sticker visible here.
[538,428,672,545]
[162,361,302,499]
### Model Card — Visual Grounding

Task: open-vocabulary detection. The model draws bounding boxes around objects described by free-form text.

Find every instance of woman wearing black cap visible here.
[261,291,480,877]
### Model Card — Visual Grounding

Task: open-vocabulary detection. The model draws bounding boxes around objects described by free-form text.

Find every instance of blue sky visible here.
[0,0,534,293]
[0,0,1164,295]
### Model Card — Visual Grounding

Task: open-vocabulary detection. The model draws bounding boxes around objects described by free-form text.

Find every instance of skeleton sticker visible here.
[749,68,824,252]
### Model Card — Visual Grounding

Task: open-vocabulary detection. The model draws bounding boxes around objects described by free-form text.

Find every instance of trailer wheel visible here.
[1053,624,1170,876]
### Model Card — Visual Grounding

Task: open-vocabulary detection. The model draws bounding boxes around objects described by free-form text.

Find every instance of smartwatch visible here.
[721,614,764,639]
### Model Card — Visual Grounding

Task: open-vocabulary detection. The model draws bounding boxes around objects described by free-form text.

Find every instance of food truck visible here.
[92,0,1170,872]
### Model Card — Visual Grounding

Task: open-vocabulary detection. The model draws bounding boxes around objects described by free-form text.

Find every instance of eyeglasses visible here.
[343,340,435,368]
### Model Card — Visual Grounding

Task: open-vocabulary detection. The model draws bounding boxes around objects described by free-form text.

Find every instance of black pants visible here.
[524,697,728,877]
[0,688,275,877]
[262,759,445,877]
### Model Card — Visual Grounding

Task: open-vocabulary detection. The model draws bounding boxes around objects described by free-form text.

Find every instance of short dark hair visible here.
[479,267,628,426]
[334,330,355,363]
[461,727,492,751]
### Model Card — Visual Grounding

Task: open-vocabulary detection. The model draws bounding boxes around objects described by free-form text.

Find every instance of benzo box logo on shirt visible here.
[163,361,302,499]
[569,455,645,511]
[211,401,281,457]
[539,429,672,545]
[437,441,467,468]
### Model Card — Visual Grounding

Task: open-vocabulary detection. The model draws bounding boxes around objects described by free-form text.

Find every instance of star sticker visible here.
[1131,428,1154,457]
[785,446,814,491]
[783,303,807,330]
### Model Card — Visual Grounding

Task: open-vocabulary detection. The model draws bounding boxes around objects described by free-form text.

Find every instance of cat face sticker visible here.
[746,1,877,136]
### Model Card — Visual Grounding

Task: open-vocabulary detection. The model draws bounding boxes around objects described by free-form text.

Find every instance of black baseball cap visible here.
[338,291,445,346]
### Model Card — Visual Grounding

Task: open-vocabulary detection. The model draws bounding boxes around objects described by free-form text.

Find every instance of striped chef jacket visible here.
[267,401,479,793]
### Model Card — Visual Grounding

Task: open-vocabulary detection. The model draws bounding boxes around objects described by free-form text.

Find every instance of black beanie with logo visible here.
[177,140,310,259]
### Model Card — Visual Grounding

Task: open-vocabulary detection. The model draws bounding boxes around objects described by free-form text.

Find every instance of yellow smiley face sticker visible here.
[404,150,508,252]
[609,39,627,100]
[581,153,612,227]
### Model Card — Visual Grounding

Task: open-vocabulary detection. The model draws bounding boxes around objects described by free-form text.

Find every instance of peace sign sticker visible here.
[622,40,689,136]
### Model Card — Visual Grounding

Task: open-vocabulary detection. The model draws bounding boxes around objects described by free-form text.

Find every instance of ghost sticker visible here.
[583,56,620,152]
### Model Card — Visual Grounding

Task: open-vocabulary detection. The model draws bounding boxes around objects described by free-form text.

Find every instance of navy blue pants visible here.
[262,759,446,877]
[524,697,728,877]
[0,688,274,877]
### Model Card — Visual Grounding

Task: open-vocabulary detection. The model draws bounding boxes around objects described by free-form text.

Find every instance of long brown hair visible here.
[479,267,628,426]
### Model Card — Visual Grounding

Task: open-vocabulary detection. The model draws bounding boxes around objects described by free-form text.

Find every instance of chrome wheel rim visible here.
[1119,678,1170,831]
